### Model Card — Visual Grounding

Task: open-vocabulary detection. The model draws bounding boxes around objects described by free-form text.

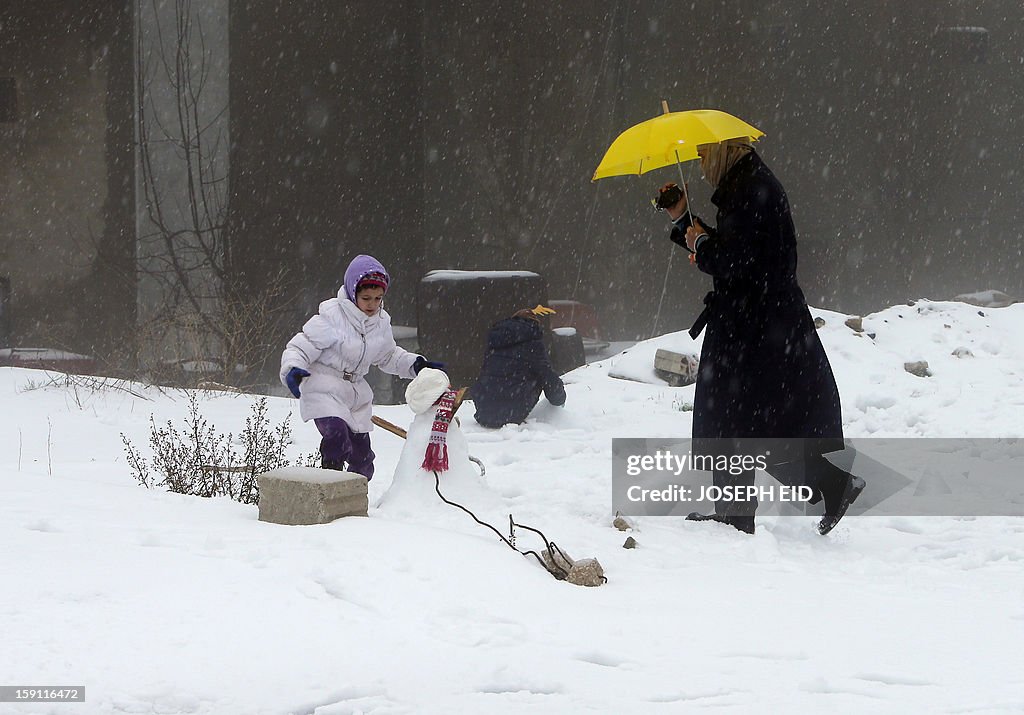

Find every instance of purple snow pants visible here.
[313,417,375,480]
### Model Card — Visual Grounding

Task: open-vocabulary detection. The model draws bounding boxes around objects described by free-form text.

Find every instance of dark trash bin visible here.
[550,327,585,375]
[417,270,548,389]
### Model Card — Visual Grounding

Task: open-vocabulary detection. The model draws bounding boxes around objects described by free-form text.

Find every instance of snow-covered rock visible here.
[954,289,1017,308]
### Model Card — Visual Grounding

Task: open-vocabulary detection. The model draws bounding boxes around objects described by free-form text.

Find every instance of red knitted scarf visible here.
[422,388,458,473]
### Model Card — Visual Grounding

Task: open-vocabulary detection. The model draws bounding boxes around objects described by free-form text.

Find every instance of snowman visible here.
[377,368,505,529]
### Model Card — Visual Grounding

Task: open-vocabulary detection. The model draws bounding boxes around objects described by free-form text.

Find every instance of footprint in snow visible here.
[854,672,936,687]
[25,519,61,533]
[573,651,632,668]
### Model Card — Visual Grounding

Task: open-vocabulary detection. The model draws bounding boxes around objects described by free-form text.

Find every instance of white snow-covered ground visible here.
[2,300,1023,714]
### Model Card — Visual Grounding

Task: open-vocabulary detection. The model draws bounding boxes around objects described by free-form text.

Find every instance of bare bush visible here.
[122,393,316,504]
[19,372,155,406]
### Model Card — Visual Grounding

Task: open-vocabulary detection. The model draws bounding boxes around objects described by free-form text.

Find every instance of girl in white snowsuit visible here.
[280,254,442,478]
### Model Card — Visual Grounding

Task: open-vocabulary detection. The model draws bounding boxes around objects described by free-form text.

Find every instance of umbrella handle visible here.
[679,173,692,226]
[673,149,693,227]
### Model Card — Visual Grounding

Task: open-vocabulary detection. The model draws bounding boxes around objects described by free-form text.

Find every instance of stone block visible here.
[654,348,699,387]
[904,360,932,378]
[541,546,575,577]
[258,467,368,525]
[567,558,606,587]
[540,547,606,586]
[612,514,635,532]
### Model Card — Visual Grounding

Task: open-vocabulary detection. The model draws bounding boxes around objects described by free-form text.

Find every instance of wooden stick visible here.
[371,386,469,440]
[661,99,670,114]
[371,415,407,439]
[452,387,468,416]
[201,464,253,474]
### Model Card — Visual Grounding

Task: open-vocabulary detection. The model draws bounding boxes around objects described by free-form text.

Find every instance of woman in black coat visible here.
[472,310,566,428]
[663,139,863,535]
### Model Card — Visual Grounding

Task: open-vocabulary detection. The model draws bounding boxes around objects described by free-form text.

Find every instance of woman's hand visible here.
[661,182,688,220]
[685,220,707,252]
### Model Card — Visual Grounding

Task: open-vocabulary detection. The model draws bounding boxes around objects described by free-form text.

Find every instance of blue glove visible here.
[285,367,310,398]
[412,356,445,375]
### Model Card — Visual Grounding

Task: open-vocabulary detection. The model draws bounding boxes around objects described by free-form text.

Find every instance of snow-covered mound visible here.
[1,299,1022,714]
[583,300,1024,438]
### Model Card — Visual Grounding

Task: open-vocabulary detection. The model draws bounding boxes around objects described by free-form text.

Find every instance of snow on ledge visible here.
[421,270,541,282]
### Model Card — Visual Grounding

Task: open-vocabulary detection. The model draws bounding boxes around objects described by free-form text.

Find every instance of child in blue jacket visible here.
[471,308,566,428]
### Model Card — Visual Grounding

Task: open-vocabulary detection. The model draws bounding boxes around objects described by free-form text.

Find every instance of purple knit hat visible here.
[342,254,391,302]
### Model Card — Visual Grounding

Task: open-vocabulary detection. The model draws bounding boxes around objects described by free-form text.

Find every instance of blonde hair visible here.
[698,138,754,188]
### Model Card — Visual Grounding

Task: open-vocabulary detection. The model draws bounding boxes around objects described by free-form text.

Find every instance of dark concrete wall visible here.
[6,1,1020,361]
[0,1,135,355]
[231,1,1024,346]
[418,1,752,339]
[418,0,1024,336]
[228,1,425,334]
[735,0,1024,314]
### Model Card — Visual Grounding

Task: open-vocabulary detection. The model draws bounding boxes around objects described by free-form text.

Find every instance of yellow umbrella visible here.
[592,105,764,181]
[592,104,764,337]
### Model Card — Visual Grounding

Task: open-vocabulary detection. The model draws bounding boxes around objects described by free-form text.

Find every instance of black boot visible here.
[321,459,347,471]
[818,475,866,535]
[686,511,755,535]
